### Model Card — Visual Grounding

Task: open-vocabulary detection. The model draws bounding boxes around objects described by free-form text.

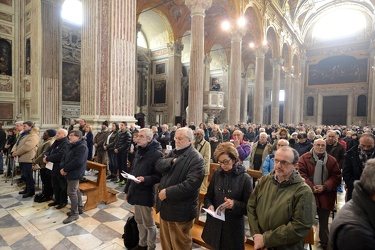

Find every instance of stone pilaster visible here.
[228,29,246,125]
[253,46,268,124]
[81,0,137,125]
[368,42,375,124]
[283,67,293,124]
[292,75,302,124]
[270,57,283,125]
[185,0,212,125]
[204,54,212,92]
[29,0,63,128]
[167,42,184,126]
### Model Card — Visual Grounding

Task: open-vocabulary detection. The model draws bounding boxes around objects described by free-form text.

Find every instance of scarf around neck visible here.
[311,149,328,185]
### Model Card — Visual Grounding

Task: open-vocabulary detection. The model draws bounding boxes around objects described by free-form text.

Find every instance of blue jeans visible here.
[107,150,118,175]
[67,179,82,215]
[20,162,34,193]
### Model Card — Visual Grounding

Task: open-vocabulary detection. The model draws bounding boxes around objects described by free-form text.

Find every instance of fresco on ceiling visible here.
[308,55,368,86]
[62,62,81,102]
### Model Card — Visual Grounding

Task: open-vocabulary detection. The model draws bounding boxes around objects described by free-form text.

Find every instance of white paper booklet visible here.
[46,162,53,171]
[121,172,141,183]
[202,204,226,221]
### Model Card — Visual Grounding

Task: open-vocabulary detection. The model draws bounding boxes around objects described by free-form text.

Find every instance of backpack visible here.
[122,215,139,249]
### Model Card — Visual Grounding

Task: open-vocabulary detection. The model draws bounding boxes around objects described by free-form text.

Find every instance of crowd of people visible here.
[0,119,374,249]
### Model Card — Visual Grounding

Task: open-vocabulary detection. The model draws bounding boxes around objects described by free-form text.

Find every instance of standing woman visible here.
[209,124,223,162]
[202,142,253,249]
[104,123,119,181]
[84,125,94,161]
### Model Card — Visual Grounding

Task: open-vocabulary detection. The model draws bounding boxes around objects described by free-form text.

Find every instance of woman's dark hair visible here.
[113,123,119,131]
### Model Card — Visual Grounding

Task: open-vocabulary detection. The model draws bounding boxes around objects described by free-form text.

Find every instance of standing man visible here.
[78,119,86,136]
[12,121,40,197]
[124,128,163,250]
[44,129,70,208]
[330,158,375,250]
[192,129,211,192]
[157,124,171,153]
[114,121,132,185]
[248,146,315,249]
[298,139,341,250]
[155,127,205,249]
[343,133,375,201]
[0,122,6,174]
[94,121,110,165]
[60,130,88,224]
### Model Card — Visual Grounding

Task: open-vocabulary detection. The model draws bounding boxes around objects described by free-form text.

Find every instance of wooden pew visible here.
[247,169,262,179]
[79,161,119,211]
[208,163,220,183]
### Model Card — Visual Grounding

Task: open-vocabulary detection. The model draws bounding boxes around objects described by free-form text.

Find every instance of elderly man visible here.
[192,128,211,192]
[43,129,70,208]
[330,158,375,250]
[248,146,315,250]
[124,128,163,250]
[93,121,109,165]
[157,124,171,153]
[298,139,341,250]
[343,133,375,201]
[60,130,88,224]
[231,130,251,162]
[155,127,205,249]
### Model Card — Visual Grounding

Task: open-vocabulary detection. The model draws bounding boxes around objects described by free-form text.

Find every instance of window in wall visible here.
[312,9,366,42]
[137,31,148,48]
[357,95,367,116]
[306,96,314,116]
[61,0,82,26]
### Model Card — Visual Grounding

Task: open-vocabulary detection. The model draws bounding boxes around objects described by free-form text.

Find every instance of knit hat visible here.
[46,129,56,137]
[102,120,109,127]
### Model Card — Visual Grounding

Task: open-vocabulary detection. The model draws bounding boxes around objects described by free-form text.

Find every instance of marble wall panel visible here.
[0,103,13,119]
[0,0,12,7]
[0,12,12,22]
[0,24,12,35]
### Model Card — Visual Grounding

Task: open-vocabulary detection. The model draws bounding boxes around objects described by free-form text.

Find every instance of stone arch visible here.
[266,26,280,57]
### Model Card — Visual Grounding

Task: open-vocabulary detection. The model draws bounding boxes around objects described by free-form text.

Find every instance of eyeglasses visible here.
[273,159,293,167]
[217,159,232,166]
[314,144,326,147]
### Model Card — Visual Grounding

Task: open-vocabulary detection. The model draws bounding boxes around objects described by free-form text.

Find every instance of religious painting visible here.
[0,38,12,76]
[62,62,80,102]
[25,38,31,75]
[153,79,166,104]
[211,77,221,91]
[155,63,165,75]
[0,103,13,120]
[308,55,368,86]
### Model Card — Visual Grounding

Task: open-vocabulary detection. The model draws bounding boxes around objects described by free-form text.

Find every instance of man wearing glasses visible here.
[248,146,315,250]
[298,139,341,250]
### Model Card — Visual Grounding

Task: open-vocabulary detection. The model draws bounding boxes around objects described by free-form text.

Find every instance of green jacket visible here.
[247,169,315,250]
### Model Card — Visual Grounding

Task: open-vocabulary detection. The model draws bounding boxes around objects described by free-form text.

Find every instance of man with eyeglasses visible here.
[298,139,341,250]
[248,146,315,250]
[343,133,375,201]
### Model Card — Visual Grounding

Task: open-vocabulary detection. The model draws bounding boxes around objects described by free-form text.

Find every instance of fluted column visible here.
[283,67,293,124]
[167,42,184,126]
[228,29,246,124]
[368,43,375,124]
[28,0,63,128]
[270,57,283,125]
[185,0,212,125]
[81,0,137,124]
[292,75,302,124]
[253,46,268,124]
[204,54,212,92]
[221,65,229,124]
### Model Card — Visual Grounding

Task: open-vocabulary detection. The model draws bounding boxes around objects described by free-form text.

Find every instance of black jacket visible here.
[114,129,132,152]
[155,145,205,222]
[330,181,375,250]
[124,140,163,207]
[60,139,88,180]
[294,140,313,157]
[157,131,170,149]
[45,137,70,176]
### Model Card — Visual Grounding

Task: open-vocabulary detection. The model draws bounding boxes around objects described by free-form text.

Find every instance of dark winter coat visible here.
[114,129,132,152]
[326,141,345,169]
[104,130,118,151]
[155,145,205,222]
[294,140,313,157]
[124,140,163,207]
[330,181,375,250]
[45,137,70,176]
[202,163,252,249]
[157,131,170,149]
[85,131,94,160]
[60,139,88,180]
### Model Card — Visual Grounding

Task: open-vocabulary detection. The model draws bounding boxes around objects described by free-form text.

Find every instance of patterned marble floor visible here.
[0,172,207,250]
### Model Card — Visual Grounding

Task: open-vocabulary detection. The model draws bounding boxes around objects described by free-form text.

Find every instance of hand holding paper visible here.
[121,171,141,183]
[203,203,226,221]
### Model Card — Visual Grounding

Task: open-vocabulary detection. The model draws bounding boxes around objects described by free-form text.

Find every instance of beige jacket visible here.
[193,139,211,175]
[249,141,273,170]
[13,128,40,163]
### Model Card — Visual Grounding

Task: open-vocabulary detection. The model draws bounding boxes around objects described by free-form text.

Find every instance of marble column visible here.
[368,43,375,124]
[253,46,268,124]
[300,52,307,120]
[292,75,302,124]
[81,0,137,125]
[228,29,246,125]
[167,42,184,126]
[221,65,229,124]
[185,0,212,125]
[240,73,248,122]
[317,93,323,125]
[283,67,293,124]
[270,57,283,125]
[204,54,212,92]
[29,0,63,128]
[347,94,353,125]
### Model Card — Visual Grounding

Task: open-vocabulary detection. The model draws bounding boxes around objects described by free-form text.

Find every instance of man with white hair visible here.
[193,129,211,192]
[155,127,205,249]
[157,124,171,153]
